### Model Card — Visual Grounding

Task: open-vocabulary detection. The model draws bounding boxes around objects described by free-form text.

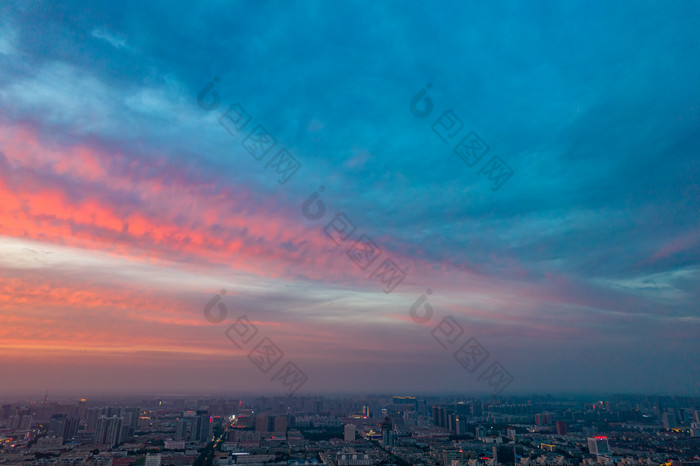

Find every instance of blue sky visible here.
[0,0,698,397]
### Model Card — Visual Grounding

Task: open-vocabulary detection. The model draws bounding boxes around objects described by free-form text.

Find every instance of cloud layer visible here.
[0,0,698,397]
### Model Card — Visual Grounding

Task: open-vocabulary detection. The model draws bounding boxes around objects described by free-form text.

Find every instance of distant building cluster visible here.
[0,394,699,465]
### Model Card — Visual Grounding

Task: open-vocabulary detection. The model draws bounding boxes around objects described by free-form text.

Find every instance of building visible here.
[403,410,418,425]
[431,405,455,429]
[556,420,567,436]
[380,416,393,448]
[144,453,161,466]
[48,414,66,438]
[95,416,123,446]
[443,450,462,465]
[344,424,356,442]
[392,396,418,411]
[493,445,516,465]
[587,436,611,455]
[255,414,286,435]
[200,413,213,442]
[447,412,457,432]
[63,417,80,441]
[48,414,78,441]
[662,411,678,429]
[86,408,102,432]
[165,440,185,449]
[193,411,212,443]
[432,406,439,426]
[453,416,466,435]
[77,398,87,419]
[175,418,190,440]
[19,415,32,430]
[273,415,287,433]
[122,407,140,432]
[7,415,20,430]
[255,414,271,433]
[336,452,372,465]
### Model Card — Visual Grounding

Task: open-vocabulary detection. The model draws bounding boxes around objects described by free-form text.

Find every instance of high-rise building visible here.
[192,415,204,442]
[273,415,287,433]
[403,410,418,426]
[662,411,677,429]
[418,399,427,416]
[447,412,455,431]
[556,420,567,436]
[253,414,286,436]
[255,414,271,433]
[196,412,211,443]
[431,406,448,429]
[8,415,20,430]
[117,407,140,443]
[94,416,108,444]
[392,396,418,412]
[454,416,466,435]
[63,417,80,441]
[493,445,516,465]
[587,436,611,456]
[86,408,102,432]
[122,407,140,431]
[48,414,67,438]
[344,424,356,442]
[175,418,190,441]
[77,399,87,420]
[19,415,32,430]
[381,416,393,448]
[95,416,123,446]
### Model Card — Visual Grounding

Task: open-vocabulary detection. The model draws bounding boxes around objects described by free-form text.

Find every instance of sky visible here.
[0,0,698,399]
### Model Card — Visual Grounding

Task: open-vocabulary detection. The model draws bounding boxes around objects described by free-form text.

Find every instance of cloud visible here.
[0,0,698,395]
[90,27,128,50]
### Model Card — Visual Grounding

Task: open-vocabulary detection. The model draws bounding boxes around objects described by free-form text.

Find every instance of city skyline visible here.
[0,1,699,397]
[1,392,698,464]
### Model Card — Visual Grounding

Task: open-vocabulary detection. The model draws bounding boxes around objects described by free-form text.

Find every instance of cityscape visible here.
[1,1,699,465]
[1,393,699,465]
